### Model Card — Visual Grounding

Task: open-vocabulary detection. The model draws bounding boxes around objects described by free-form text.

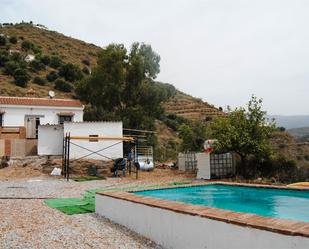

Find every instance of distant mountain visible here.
[288,127,309,141]
[268,115,309,129]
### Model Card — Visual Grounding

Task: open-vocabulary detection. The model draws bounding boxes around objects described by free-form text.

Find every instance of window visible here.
[59,115,72,125]
[0,114,3,126]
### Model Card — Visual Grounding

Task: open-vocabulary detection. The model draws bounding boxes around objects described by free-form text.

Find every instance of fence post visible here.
[67,132,70,181]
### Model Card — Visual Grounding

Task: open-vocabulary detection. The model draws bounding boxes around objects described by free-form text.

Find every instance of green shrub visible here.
[54,79,73,92]
[46,71,58,82]
[0,35,7,46]
[59,63,83,82]
[49,56,63,69]
[9,36,17,44]
[29,59,45,72]
[13,68,30,87]
[33,76,47,85]
[0,50,9,67]
[4,61,20,75]
[40,55,50,65]
[21,40,33,51]
[32,46,42,55]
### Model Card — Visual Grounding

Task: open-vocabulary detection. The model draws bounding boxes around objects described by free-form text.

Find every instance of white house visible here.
[0,96,84,139]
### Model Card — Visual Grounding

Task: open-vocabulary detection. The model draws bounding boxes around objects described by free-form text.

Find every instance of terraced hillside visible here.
[0,22,100,98]
[164,91,224,121]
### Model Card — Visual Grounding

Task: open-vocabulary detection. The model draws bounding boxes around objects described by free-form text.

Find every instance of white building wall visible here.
[96,195,309,249]
[64,122,123,160]
[38,125,64,155]
[0,105,83,126]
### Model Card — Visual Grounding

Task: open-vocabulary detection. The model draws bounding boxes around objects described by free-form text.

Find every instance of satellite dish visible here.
[48,90,55,98]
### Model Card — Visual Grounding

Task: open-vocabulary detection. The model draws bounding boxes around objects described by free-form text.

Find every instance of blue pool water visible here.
[135,184,309,222]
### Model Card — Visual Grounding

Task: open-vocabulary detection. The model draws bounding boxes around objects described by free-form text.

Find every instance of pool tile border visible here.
[97,182,309,238]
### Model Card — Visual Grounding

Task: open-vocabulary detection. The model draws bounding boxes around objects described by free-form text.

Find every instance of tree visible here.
[4,61,20,75]
[179,120,207,152]
[49,56,63,69]
[13,68,30,87]
[9,36,17,44]
[21,40,33,51]
[0,50,9,67]
[207,96,275,166]
[40,55,50,65]
[76,42,164,130]
[46,71,58,82]
[29,59,45,72]
[0,36,7,46]
[33,76,46,85]
[58,63,83,82]
[54,79,73,92]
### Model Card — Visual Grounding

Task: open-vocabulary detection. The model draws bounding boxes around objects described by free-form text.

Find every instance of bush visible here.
[82,66,90,75]
[49,56,63,69]
[33,76,47,85]
[9,36,17,44]
[21,40,33,51]
[0,36,7,46]
[40,55,50,65]
[10,52,23,62]
[4,61,19,75]
[0,50,9,67]
[54,79,73,92]
[29,59,45,72]
[32,45,42,55]
[59,63,83,82]
[46,71,58,82]
[13,68,30,87]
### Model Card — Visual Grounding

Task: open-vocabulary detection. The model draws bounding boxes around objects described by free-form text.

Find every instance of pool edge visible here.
[97,182,309,238]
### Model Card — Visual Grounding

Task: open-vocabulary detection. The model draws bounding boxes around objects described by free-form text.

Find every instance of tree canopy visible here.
[207,96,275,163]
[76,42,175,130]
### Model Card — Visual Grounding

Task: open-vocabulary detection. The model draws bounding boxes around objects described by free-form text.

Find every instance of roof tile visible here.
[0,96,83,108]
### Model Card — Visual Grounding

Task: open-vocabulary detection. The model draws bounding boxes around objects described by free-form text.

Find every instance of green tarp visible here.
[44,181,191,215]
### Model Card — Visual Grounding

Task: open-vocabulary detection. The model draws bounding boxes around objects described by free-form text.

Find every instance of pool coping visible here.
[97,182,309,238]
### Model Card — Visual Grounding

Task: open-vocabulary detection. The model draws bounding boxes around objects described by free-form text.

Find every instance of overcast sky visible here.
[1,0,309,115]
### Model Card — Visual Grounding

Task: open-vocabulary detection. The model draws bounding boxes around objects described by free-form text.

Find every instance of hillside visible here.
[0,22,223,123]
[164,91,224,121]
[0,22,100,98]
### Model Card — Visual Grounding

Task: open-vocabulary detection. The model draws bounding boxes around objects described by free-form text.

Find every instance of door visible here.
[25,117,40,139]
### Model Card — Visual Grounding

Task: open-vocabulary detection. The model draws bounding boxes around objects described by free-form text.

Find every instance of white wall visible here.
[64,122,123,160]
[96,195,309,249]
[38,125,64,155]
[0,105,83,126]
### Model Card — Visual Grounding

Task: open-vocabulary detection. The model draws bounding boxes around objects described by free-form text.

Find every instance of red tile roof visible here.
[0,96,83,108]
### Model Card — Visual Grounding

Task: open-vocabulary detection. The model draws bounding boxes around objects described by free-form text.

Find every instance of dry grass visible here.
[0,23,101,98]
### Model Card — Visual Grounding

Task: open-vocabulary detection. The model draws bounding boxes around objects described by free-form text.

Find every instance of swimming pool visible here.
[135,184,309,222]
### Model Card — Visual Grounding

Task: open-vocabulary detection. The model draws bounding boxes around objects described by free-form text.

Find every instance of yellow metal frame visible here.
[69,136,134,141]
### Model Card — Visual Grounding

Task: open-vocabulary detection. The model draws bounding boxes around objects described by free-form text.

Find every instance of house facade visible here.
[0,96,84,156]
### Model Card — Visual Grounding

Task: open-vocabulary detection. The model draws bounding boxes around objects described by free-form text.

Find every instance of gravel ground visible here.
[0,169,194,249]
